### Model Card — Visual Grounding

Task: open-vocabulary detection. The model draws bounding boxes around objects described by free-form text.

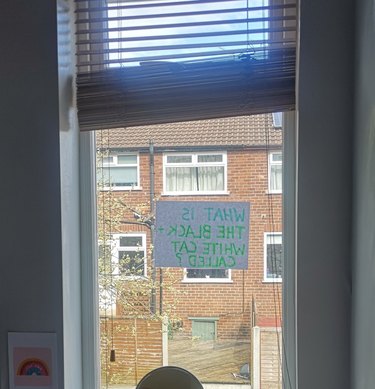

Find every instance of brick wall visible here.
[99,147,282,340]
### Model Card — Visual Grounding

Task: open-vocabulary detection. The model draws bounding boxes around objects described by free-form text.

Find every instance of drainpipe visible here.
[149,140,156,314]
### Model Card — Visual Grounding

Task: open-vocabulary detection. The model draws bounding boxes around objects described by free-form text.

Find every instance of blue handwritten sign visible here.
[154,201,250,269]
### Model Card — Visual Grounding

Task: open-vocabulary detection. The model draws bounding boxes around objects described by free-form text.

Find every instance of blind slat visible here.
[75,1,295,14]
[76,15,296,36]
[78,36,295,57]
[76,16,296,40]
[75,0,243,9]
[76,7,285,25]
[75,0,297,131]
[77,23,296,45]
[77,45,295,67]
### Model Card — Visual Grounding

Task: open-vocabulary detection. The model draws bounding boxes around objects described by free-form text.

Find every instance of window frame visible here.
[268,150,283,194]
[264,232,283,283]
[98,151,141,191]
[79,112,297,389]
[112,232,147,278]
[182,268,232,283]
[162,151,228,195]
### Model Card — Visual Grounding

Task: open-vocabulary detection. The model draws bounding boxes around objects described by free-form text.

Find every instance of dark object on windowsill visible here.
[136,366,203,389]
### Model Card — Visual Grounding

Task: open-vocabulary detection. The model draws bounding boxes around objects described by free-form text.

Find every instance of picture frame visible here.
[8,332,58,389]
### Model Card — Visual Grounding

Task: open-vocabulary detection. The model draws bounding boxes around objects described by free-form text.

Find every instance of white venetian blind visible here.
[75,0,297,131]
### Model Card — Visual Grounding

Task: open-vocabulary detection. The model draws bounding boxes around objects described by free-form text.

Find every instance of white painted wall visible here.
[352,0,375,387]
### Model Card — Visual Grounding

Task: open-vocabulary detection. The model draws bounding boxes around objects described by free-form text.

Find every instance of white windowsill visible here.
[267,190,282,195]
[263,278,283,284]
[161,191,230,196]
[182,279,233,284]
[98,186,143,192]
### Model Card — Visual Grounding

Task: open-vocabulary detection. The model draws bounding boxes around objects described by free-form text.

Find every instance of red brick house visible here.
[97,113,283,343]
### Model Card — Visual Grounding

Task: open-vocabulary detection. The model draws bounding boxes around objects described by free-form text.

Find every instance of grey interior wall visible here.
[352,0,375,387]
[296,1,354,388]
[0,1,64,388]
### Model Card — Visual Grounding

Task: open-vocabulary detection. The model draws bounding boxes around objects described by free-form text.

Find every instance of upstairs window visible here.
[264,232,283,282]
[114,234,147,277]
[268,151,282,193]
[184,269,231,283]
[272,112,283,128]
[163,152,227,194]
[98,152,140,190]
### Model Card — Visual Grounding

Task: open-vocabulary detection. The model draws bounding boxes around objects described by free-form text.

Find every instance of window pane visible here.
[198,154,223,163]
[100,166,138,186]
[267,234,282,245]
[166,155,192,164]
[119,250,145,275]
[267,242,283,279]
[271,152,282,162]
[120,236,143,247]
[272,112,283,127]
[186,269,228,279]
[166,166,224,192]
[165,167,197,192]
[102,156,113,164]
[118,154,137,164]
[197,166,224,191]
[270,165,282,191]
[95,116,284,387]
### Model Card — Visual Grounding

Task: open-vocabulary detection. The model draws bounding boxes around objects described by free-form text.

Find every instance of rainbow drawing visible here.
[16,358,50,377]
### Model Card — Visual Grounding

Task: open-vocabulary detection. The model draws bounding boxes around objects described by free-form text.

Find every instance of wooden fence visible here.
[252,326,282,389]
[100,317,167,386]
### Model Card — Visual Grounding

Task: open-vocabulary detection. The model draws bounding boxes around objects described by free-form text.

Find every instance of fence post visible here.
[162,316,169,366]
[252,326,261,389]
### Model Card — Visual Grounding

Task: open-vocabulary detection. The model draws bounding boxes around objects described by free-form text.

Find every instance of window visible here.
[76,0,297,382]
[268,151,282,193]
[264,233,283,282]
[183,269,231,283]
[272,112,283,128]
[190,318,219,341]
[163,152,227,194]
[97,152,140,190]
[113,233,147,277]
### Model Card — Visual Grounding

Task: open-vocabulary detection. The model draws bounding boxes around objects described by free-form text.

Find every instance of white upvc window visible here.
[163,152,227,195]
[183,268,232,283]
[264,232,283,282]
[268,151,282,193]
[97,152,140,190]
[272,112,283,128]
[113,233,147,277]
